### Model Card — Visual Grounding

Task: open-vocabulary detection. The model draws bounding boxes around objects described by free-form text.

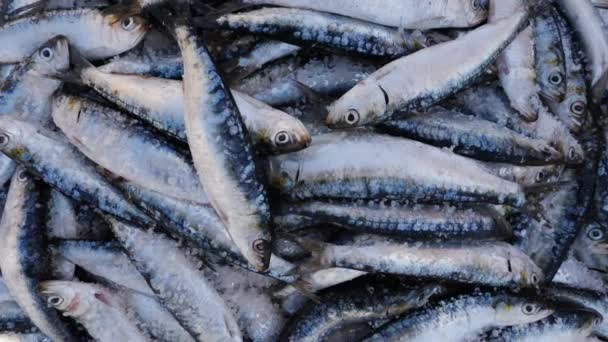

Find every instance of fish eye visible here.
[570,101,586,116]
[121,17,136,31]
[274,131,291,146]
[587,227,605,241]
[535,171,545,183]
[548,72,563,85]
[17,170,28,181]
[0,133,9,146]
[252,239,269,255]
[530,273,539,285]
[345,109,360,125]
[39,47,53,60]
[522,303,539,315]
[47,295,63,306]
[568,147,577,161]
[472,0,486,10]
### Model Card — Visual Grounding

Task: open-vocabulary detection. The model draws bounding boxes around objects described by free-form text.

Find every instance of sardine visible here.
[108,217,243,342]
[483,310,600,342]
[209,7,443,59]
[0,9,147,63]
[555,0,608,102]
[40,281,151,342]
[532,5,567,102]
[69,54,311,154]
[52,95,208,205]
[490,1,540,121]
[0,116,154,225]
[167,16,273,271]
[364,292,554,341]
[0,168,78,341]
[326,11,527,127]
[377,109,563,164]
[280,282,441,342]
[268,132,526,206]
[242,0,488,30]
[298,235,543,287]
[275,200,512,240]
[546,285,608,338]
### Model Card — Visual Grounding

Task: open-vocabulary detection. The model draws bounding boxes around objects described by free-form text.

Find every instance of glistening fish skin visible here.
[364,292,554,342]
[280,283,442,342]
[52,95,208,205]
[275,201,512,240]
[546,8,588,134]
[212,7,440,59]
[326,11,527,127]
[172,19,272,271]
[71,58,311,154]
[0,333,50,341]
[0,168,78,341]
[108,217,243,342]
[532,6,567,103]
[377,109,563,165]
[242,0,488,30]
[0,116,153,226]
[483,310,600,342]
[39,281,151,342]
[268,132,525,206]
[299,236,543,288]
[556,0,608,102]
[0,9,147,63]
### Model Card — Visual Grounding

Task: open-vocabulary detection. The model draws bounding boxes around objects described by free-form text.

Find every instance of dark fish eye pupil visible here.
[252,239,268,253]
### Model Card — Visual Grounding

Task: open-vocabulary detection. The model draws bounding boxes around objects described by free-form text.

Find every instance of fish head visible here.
[39,281,100,317]
[0,117,28,158]
[563,95,587,132]
[506,165,564,186]
[572,222,608,268]
[459,0,488,27]
[493,295,555,326]
[30,36,70,78]
[326,83,387,128]
[266,117,312,154]
[104,14,148,52]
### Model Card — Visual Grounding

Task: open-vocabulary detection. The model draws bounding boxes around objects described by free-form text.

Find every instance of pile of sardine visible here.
[4,0,608,340]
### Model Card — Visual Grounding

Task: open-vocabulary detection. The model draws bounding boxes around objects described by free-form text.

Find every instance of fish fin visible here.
[290,79,332,106]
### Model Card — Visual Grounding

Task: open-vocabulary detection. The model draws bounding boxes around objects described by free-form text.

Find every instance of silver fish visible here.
[0,9,147,63]
[242,0,488,30]
[326,11,527,127]
[40,281,151,342]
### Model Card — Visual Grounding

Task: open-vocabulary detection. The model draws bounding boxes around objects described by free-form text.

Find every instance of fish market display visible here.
[0,1,607,341]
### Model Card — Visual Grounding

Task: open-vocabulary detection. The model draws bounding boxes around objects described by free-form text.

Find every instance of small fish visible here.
[0,168,78,341]
[364,292,554,341]
[52,94,208,205]
[242,0,488,30]
[326,11,528,127]
[377,109,563,165]
[162,13,273,271]
[546,285,608,339]
[490,0,541,121]
[268,132,526,206]
[483,310,601,342]
[108,217,243,342]
[208,7,446,59]
[275,200,512,241]
[556,0,608,102]
[0,116,154,225]
[0,9,147,63]
[532,5,567,102]
[298,235,543,288]
[40,280,151,342]
[280,282,442,342]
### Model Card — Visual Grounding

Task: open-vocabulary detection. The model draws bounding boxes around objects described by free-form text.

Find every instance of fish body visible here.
[532,6,567,102]
[326,11,528,127]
